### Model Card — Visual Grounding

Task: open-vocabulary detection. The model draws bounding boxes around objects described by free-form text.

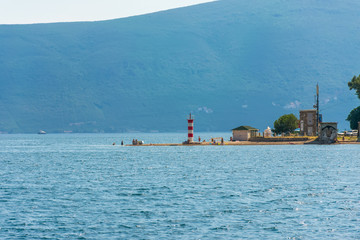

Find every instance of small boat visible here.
[38,130,46,134]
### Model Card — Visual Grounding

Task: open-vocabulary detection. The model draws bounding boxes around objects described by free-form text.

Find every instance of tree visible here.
[347,74,360,129]
[346,106,360,130]
[348,74,360,99]
[273,113,298,135]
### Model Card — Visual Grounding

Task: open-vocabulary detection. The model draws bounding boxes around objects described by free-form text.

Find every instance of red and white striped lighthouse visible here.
[188,113,194,143]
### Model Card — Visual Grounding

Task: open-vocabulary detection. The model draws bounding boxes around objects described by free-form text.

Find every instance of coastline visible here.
[127,140,360,146]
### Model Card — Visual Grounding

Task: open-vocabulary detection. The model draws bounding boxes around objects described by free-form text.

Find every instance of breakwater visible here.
[249,137,309,142]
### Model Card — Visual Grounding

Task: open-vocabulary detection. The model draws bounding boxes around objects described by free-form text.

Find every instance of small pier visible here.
[126,138,315,146]
[126,139,359,146]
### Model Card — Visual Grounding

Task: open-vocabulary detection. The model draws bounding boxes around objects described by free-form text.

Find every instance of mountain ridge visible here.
[0,0,359,133]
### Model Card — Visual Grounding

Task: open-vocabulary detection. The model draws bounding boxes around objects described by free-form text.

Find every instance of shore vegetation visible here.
[347,74,360,129]
[273,114,298,135]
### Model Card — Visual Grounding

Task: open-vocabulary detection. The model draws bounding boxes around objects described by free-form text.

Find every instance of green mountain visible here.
[1,0,359,133]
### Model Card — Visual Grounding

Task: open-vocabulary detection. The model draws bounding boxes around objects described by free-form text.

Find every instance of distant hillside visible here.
[1,0,359,133]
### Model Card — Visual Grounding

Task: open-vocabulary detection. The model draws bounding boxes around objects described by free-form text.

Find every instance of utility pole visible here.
[316,84,319,136]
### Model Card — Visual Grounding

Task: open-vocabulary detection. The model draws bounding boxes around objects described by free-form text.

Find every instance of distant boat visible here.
[38,130,46,134]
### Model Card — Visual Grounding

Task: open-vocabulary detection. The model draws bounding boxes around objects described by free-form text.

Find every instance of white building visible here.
[264,126,272,137]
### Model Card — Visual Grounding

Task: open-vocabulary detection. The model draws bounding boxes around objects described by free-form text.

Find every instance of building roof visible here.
[300,109,316,112]
[232,126,258,131]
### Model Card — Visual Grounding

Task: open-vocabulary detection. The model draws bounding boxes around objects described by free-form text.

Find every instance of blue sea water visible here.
[0,133,360,239]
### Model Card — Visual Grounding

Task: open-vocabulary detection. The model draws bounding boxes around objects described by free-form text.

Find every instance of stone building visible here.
[299,109,317,136]
[232,126,258,141]
[319,122,337,143]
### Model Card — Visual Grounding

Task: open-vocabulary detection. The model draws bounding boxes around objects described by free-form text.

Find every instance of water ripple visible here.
[1,134,360,239]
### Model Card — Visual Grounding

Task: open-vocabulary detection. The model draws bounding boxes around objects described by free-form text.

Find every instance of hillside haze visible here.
[1,0,359,133]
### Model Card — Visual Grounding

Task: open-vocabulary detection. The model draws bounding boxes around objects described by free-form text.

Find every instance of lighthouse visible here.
[187,113,194,143]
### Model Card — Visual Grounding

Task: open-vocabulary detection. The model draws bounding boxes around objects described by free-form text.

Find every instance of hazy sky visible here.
[0,0,216,24]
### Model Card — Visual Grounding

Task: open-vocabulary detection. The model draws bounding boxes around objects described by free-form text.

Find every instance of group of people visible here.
[198,137,224,144]
[112,137,226,145]
[132,139,143,145]
[112,139,144,145]
[112,141,124,146]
